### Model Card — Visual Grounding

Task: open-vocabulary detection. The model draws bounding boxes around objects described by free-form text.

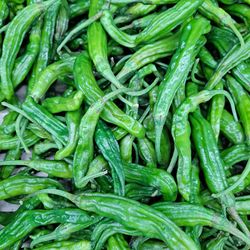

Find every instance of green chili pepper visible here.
[206,33,250,90]
[137,137,157,168]
[30,223,92,248]
[0,159,72,178]
[69,0,90,18]
[190,112,250,237]
[36,189,200,250]
[88,0,124,91]
[0,147,21,179]
[207,26,250,92]
[125,183,157,201]
[121,13,158,30]
[220,109,245,145]
[0,0,58,100]
[54,0,69,46]
[27,123,53,141]
[30,56,76,101]
[0,209,97,249]
[55,109,81,160]
[154,17,210,164]
[226,75,250,146]
[152,202,250,244]
[221,144,250,170]
[203,66,225,142]
[95,120,125,196]
[124,161,177,201]
[101,9,137,48]
[172,90,236,201]
[0,0,9,28]
[21,97,69,145]
[205,234,228,250]
[12,18,42,90]
[225,4,250,27]
[42,90,84,114]
[28,0,61,94]
[135,0,203,44]
[235,196,250,215]
[91,200,250,248]
[74,52,145,138]
[199,0,244,46]
[117,33,179,83]
[0,130,39,150]
[228,173,250,194]
[92,218,142,250]
[125,2,156,17]
[107,234,130,250]
[0,175,63,200]
[33,141,58,155]
[73,88,129,188]
[34,240,91,250]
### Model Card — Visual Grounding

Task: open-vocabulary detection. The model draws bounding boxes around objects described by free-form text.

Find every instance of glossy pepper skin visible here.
[73,52,145,138]
[30,56,76,101]
[88,0,124,90]
[0,0,9,28]
[73,88,127,188]
[135,0,204,44]
[154,17,210,164]
[30,223,92,248]
[107,234,130,250]
[221,144,250,170]
[55,109,81,160]
[190,112,249,236]
[0,159,72,178]
[220,109,245,145]
[27,0,61,94]
[95,121,126,196]
[0,209,97,249]
[22,96,69,145]
[0,0,57,100]
[37,189,200,250]
[116,32,179,83]
[42,90,84,114]
[226,75,250,146]
[206,33,250,90]
[34,240,91,250]
[12,18,42,89]
[172,90,228,201]
[0,175,63,200]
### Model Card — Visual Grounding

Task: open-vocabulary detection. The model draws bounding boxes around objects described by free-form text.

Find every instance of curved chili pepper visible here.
[221,144,250,170]
[0,159,72,178]
[135,0,203,44]
[226,75,250,146]
[30,56,76,101]
[34,240,91,250]
[28,0,61,94]
[42,90,84,114]
[0,209,98,249]
[0,0,58,100]
[73,52,145,138]
[172,90,237,201]
[190,111,250,237]
[154,17,210,164]
[35,189,200,250]
[73,88,128,188]
[116,33,179,83]
[0,175,63,200]
[206,33,250,90]
[69,0,90,18]
[220,109,245,145]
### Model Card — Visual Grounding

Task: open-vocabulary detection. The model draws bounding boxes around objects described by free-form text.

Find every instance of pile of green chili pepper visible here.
[0,0,250,249]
